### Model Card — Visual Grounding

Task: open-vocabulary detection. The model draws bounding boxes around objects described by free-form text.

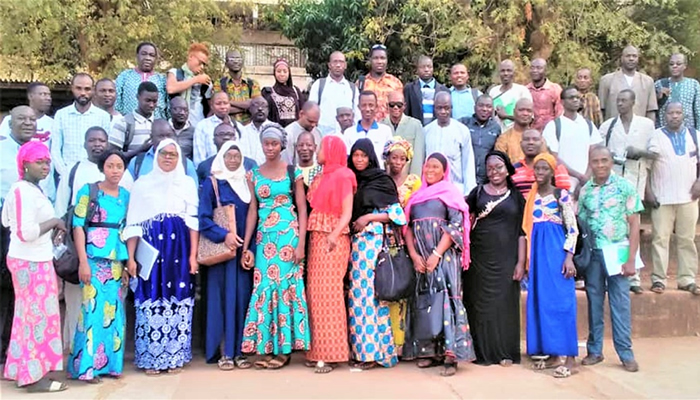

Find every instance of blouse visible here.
[532,189,578,253]
[1,181,56,262]
[72,184,130,261]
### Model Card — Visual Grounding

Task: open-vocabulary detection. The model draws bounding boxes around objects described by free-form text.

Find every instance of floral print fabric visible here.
[72,185,130,261]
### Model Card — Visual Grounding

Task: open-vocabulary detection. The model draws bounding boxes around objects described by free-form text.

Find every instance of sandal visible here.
[84,376,102,384]
[417,358,442,368]
[532,356,562,370]
[678,283,700,296]
[218,357,235,371]
[254,355,273,369]
[144,369,161,376]
[553,365,576,378]
[304,360,316,368]
[440,362,458,377]
[167,367,182,374]
[651,282,665,294]
[266,355,291,370]
[26,378,68,393]
[234,356,252,370]
[314,361,335,374]
[356,362,377,371]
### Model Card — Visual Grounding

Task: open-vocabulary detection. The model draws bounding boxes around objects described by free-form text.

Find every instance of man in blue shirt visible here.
[403,56,448,125]
[450,64,482,120]
[196,123,257,187]
[459,95,502,184]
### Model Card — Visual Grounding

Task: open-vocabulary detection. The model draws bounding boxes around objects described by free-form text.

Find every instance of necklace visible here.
[488,183,507,195]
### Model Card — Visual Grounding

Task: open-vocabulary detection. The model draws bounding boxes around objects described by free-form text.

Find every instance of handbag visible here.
[412,272,446,340]
[197,177,238,266]
[374,224,416,301]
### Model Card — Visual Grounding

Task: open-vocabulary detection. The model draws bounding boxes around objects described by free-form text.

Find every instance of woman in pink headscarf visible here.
[1,142,67,392]
[402,153,475,377]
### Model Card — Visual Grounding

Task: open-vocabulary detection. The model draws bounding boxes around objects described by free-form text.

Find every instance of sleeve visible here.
[307,80,319,103]
[193,122,207,166]
[461,127,477,195]
[212,77,223,93]
[198,178,229,243]
[598,119,611,145]
[494,133,508,154]
[542,120,558,153]
[250,79,262,98]
[647,130,661,154]
[0,117,10,138]
[185,159,200,186]
[553,84,564,117]
[54,169,71,218]
[109,115,128,148]
[554,164,572,191]
[71,184,90,228]
[184,180,200,231]
[598,75,610,114]
[409,123,426,176]
[115,72,125,115]
[50,112,68,176]
[443,206,466,250]
[559,189,578,253]
[646,77,659,112]
[694,80,700,129]
[119,170,134,192]
[383,202,407,226]
[465,186,478,211]
[9,185,42,242]
[353,85,361,124]
[589,123,603,145]
[522,86,533,101]
[293,166,303,181]
[625,182,644,215]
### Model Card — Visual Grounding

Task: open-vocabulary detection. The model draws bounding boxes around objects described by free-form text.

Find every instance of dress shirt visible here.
[51,103,111,176]
[423,119,477,195]
[240,120,271,165]
[284,121,322,165]
[193,114,237,166]
[308,75,360,135]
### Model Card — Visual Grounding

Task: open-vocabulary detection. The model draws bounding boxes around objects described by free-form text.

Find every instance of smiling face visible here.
[486,155,508,186]
[224,147,242,171]
[450,64,468,88]
[589,147,613,182]
[94,80,116,109]
[423,157,445,185]
[225,50,243,72]
[157,144,179,172]
[85,129,108,162]
[10,106,36,143]
[103,153,125,186]
[370,49,387,75]
[475,96,494,121]
[352,149,369,171]
[499,60,515,85]
[359,94,377,122]
[669,54,686,78]
[296,132,316,164]
[274,64,290,85]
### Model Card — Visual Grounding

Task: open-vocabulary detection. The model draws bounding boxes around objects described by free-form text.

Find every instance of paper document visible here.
[601,241,643,276]
[135,238,159,281]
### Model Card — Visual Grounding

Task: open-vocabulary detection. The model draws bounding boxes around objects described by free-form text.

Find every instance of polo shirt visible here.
[343,121,393,169]
[109,111,154,151]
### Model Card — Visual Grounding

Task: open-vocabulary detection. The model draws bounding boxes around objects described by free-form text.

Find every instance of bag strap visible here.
[122,112,136,151]
[317,77,326,105]
[350,82,357,109]
[133,153,146,179]
[605,116,619,147]
[287,164,296,200]
[554,117,562,142]
[210,176,222,208]
[67,161,80,206]
[219,76,229,93]
[358,75,366,92]
[471,87,479,103]
[84,183,101,227]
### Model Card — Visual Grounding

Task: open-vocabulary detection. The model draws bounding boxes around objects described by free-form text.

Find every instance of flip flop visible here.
[314,361,335,374]
[26,379,68,393]
[440,363,457,377]
[553,365,577,378]
[254,355,273,369]
[266,355,291,370]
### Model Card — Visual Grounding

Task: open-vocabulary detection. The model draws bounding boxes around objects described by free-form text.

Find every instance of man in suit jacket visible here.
[404,55,449,126]
[381,91,425,174]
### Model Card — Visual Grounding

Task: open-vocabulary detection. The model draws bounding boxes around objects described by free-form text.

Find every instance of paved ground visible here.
[2,337,699,399]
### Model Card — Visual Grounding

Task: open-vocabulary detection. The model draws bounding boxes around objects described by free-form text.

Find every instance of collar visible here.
[134,111,155,123]
[326,74,349,85]
[450,86,472,93]
[590,174,616,187]
[210,114,233,125]
[383,115,404,126]
[69,102,97,115]
[226,73,249,85]
[662,125,686,136]
[248,120,271,132]
[470,115,494,128]
[169,119,191,131]
[146,147,156,156]
[357,120,379,132]
[419,78,435,89]
[527,79,550,90]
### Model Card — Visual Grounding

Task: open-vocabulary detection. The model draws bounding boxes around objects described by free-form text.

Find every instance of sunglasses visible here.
[371,44,387,50]
[388,102,404,108]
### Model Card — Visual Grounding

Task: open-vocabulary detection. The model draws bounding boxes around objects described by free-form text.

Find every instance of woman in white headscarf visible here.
[198,142,254,370]
[124,139,199,376]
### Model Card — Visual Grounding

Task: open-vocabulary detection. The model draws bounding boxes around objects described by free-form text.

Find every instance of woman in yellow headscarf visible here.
[522,153,579,378]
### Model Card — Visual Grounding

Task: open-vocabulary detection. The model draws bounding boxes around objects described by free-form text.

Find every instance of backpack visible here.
[317,77,357,109]
[357,75,367,92]
[219,76,254,98]
[554,116,594,142]
[122,112,136,152]
[553,188,593,273]
[133,151,188,180]
[170,68,211,117]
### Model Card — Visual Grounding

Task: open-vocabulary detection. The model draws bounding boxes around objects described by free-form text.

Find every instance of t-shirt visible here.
[542,114,602,175]
[488,83,533,129]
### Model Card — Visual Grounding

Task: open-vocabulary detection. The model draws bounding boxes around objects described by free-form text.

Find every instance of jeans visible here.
[584,249,635,362]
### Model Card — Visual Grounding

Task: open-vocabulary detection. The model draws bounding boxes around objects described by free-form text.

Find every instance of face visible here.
[486,156,507,186]
[388,93,405,119]
[94,81,116,109]
[157,144,179,172]
[590,150,613,181]
[521,130,543,157]
[170,98,189,124]
[352,149,369,171]
[263,137,282,160]
[561,88,581,112]
[434,96,452,124]
[187,51,208,74]
[72,75,94,106]
[534,159,553,186]
[24,159,51,181]
[370,49,387,74]
[224,148,242,171]
[530,59,546,81]
[28,85,52,113]
[475,97,493,121]
[616,92,635,115]
[513,101,534,126]
[296,133,316,163]
[137,45,157,72]
[450,65,468,87]
[499,62,514,85]
[85,130,108,160]
[423,157,445,185]
[665,104,684,130]
[214,125,236,149]
[336,108,354,131]
[417,58,433,81]
[387,150,408,175]
[621,47,639,71]
[137,91,159,116]
[212,93,231,118]
[10,108,37,142]
[575,69,592,91]
[225,50,243,72]
[274,64,290,84]
[250,98,269,123]
[328,52,346,78]
[359,94,377,121]
[669,54,686,78]
[103,154,125,186]
[151,124,175,149]
[300,108,320,131]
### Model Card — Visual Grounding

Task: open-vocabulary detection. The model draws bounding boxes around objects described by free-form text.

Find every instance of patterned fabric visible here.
[578,174,644,249]
[579,90,603,127]
[72,185,130,260]
[192,115,236,166]
[357,74,404,122]
[531,190,578,253]
[348,203,406,367]
[397,174,422,208]
[213,75,262,124]
[488,84,533,129]
[655,77,700,129]
[241,167,310,355]
[3,257,63,386]
[115,69,169,120]
[527,80,563,132]
[51,104,112,176]
[512,159,571,198]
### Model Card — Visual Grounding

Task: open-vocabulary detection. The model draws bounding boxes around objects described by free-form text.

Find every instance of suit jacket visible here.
[380,114,425,176]
[404,79,449,125]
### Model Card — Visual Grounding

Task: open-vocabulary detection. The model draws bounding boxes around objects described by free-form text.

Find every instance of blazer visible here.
[403,79,449,125]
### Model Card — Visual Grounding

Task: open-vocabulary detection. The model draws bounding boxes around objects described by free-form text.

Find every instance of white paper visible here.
[135,238,159,281]
[601,241,643,276]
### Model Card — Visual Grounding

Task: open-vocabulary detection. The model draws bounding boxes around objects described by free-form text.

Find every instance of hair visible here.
[297,130,316,144]
[618,88,636,102]
[475,94,493,103]
[427,153,448,171]
[188,42,210,57]
[450,63,468,74]
[84,126,107,141]
[97,149,128,173]
[136,41,157,54]
[27,82,49,95]
[95,78,115,89]
[137,81,159,96]
[301,101,319,113]
[359,91,378,102]
[416,55,432,66]
[560,86,578,100]
[71,72,94,86]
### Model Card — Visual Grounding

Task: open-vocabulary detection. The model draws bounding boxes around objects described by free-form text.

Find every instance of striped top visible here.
[512,159,572,198]
[648,127,699,205]
[1,181,55,262]
[109,111,154,151]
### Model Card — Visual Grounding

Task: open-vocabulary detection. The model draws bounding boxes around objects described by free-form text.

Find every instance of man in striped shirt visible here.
[109,81,159,160]
[512,129,571,197]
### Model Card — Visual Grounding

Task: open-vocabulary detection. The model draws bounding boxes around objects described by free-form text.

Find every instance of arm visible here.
[695,81,700,130]
[53,172,71,218]
[646,78,659,123]
[513,236,527,281]
[193,123,207,166]
[242,176,258,253]
[329,193,352,238]
[166,71,203,95]
[405,226,425,273]
[50,114,67,176]
[307,80,319,103]
[189,229,199,274]
[74,226,91,284]
[553,85,564,118]
[293,176,308,262]
[409,124,426,176]
[622,213,641,276]
[598,76,609,117]
[10,187,62,241]
[461,131,477,195]
[126,236,139,277]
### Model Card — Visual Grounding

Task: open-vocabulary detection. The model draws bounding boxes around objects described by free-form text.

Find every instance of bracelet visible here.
[432,249,442,259]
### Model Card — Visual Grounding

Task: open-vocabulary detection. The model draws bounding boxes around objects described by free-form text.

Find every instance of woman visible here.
[347,138,406,370]
[199,142,254,370]
[1,142,66,392]
[261,58,304,127]
[124,139,199,376]
[305,136,356,374]
[522,153,578,378]
[383,136,420,352]
[403,153,475,377]
[464,150,526,366]
[68,150,130,383]
[240,123,310,369]
[115,41,168,119]
[166,42,212,125]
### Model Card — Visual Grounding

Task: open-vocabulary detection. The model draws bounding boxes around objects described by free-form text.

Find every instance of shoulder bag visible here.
[197,177,238,266]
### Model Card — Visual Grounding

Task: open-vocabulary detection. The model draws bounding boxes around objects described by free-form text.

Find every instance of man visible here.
[488,59,533,129]
[404,55,448,125]
[109,81,159,160]
[578,145,642,373]
[356,44,403,122]
[296,131,318,186]
[424,92,476,195]
[576,68,603,127]
[599,46,657,121]
[128,119,198,182]
[495,98,538,163]
[450,63,482,121]
[239,97,271,165]
[336,107,355,133]
[512,129,571,197]
[193,91,235,166]
[284,102,322,165]
[381,91,425,174]
[51,73,111,177]
[459,95,501,184]
[93,78,121,119]
[0,82,54,142]
[527,58,563,132]
[53,126,133,351]
[169,97,195,160]
[343,91,393,166]
[308,51,360,135]
[116,42,168,119]
[647,102,700,295]
[214,49,262,125]
[543,87,602,191]
[655,53,700,130]
[197,122,257,185]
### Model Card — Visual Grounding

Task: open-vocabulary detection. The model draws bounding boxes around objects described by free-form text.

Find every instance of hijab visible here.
[17,141,50,180]
[272,58,297,98]
[310,136,357,216]
[349,138,398,222]
[260,123,288,150]
[403,152,472,270]
[210,141,251,203]
[521,152,557,263]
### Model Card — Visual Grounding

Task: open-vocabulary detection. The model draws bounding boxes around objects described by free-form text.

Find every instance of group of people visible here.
[1,40,699,393]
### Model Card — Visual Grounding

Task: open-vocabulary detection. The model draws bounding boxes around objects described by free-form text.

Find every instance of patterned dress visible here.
[348,203,406,367]
[68,185,130,380]
[115,69,169,119]
[241,167,310,355]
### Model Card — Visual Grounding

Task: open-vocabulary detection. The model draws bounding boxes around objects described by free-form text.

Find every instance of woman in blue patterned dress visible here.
[124,139,199,376]
[68,149,130,383]
[347,138,406,370]
[240,123,310,370]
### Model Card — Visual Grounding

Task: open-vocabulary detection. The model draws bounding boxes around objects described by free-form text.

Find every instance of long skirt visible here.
[306,231,350,363]
[68,258,127,380]
[3,257,63,386]
[526,221,578,357]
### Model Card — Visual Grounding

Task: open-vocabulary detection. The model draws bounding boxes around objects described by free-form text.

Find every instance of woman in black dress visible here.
[464,150,526,366]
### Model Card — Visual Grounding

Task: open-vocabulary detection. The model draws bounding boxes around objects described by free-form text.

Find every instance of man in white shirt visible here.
[239,97,270,165]
[308,51,360,135]
[284,102,322,165]
[343,91,393,168]
[489,59,533,129]
[423,92,476,195]
[193,91,236,166]
[0,82,54,143]
[543,86,603,192]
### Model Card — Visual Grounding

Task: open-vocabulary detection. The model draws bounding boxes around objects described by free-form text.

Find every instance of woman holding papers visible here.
[68,149,131,383]
[124,139,200,376]
[198,142,254,370]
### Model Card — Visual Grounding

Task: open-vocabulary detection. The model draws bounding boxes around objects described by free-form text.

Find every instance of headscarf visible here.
[210,141,250,203]
[260,123,288,150]
[17,141,50,179]
[403,152,472,270]
[484,150,516,188]
[272,58,297,98]
[521,152,557,263]
[126,139,199,233]
[349,138,399,222]
[310,136,357,216]
[383,136,414,161]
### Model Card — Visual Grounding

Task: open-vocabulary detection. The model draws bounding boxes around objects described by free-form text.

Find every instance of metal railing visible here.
[213,43,307,68]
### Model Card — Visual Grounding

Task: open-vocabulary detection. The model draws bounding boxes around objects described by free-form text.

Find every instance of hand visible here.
[691,180,700,200]
[326,233,338,252]
[352,215,371,232]
[189,255,199,275]
[659,87,671,98]
[621,260,636,277]
[561,257,577,279]
[224,233,243,250]
[242,249,255,270]
[293,244,305,265]
[495,106,508,120]
[139,138,153,153]
[52,230,65,246]
[512,262,525,281]
[195,74,211,85]
[644,191,660,209]
[426,254,440,273]
[625,146,641,160]
[54,218,67,234]
[411,254,426,274]
[126,259,137,277]
[78,261,91,285]
[121,268,130,287]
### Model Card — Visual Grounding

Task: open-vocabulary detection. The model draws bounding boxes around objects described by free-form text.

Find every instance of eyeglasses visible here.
[388,102,404,108]
[158,150,179,159]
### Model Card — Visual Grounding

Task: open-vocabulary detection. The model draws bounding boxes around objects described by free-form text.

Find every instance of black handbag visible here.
[374,224,416,301]
[412,272,445,340]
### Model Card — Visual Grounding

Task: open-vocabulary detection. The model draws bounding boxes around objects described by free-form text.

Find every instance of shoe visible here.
[622,359,639,372]
[630,286,643,295]
[581,354,604,366]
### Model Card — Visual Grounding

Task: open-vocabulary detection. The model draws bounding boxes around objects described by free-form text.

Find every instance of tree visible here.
[0,0,241,83]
